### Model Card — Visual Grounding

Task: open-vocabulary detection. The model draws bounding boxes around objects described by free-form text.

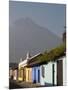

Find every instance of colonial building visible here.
[27,44,66,86]
[9,63,18,80]
[13,67,18,80]
[40,55,66,86]
[18,52,41,82]
[18,52,30,81]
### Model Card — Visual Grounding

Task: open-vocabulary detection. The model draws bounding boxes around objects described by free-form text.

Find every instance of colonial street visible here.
[9,79,41,89]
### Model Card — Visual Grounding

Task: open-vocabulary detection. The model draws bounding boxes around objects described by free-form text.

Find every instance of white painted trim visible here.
[29,53,41,60]
[63,57,67,85]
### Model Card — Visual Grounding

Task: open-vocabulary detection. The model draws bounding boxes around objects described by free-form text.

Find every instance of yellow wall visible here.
[18,68,24,81]
[18,67,26,81]
[25,68,32,82]
[18,67,32,82]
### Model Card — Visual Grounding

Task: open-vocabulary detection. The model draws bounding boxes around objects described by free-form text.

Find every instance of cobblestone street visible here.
[9,79,41,89]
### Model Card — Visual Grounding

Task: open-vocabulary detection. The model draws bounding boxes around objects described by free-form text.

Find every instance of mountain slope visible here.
[9,18,62,62]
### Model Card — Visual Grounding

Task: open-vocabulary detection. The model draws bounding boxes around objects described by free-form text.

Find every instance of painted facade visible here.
[13,69,18,80]
[18,52,33,82]
[9,68,18,80]
[18,67,24,81]
[40,62,57,86]
[32,66,40,83]
[25,68,32,82]
[18,52,30,81]
[40,56,66,86]
[18,52,41,82]
[17,51,66,86]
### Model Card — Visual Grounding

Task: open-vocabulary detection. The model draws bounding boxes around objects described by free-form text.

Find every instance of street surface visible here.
[9,79,41,89]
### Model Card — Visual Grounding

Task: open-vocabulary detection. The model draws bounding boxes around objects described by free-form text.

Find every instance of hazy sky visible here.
[9,1,66,37]
[9,1,66,63]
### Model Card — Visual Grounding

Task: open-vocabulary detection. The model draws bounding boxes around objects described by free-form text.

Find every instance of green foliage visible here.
[28,44,66,66]
[33,44,65,64]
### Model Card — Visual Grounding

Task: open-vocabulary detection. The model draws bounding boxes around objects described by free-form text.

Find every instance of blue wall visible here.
[32,66,40,83]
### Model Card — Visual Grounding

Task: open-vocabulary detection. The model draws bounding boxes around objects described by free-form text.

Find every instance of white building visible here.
[19,52,30,69]
[40,55,66,86]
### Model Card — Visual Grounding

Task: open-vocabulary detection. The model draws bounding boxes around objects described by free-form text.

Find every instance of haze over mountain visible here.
[9,18,62,63]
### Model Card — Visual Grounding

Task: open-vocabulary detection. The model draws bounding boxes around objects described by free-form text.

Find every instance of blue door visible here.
[34,68,36,83]
[38,69,40,83]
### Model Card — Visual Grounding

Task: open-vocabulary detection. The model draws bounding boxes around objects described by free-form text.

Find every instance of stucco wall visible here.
[40,62,57,86]
[26,68,32,82]
[13,70,18,80]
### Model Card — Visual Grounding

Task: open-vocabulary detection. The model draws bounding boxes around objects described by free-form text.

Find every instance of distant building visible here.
[9,67,13,79]
[9,63,18,80]
[13,67,18,80]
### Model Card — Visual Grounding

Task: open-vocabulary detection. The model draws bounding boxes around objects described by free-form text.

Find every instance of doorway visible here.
[38,69,40,83]
[57,60,63,86]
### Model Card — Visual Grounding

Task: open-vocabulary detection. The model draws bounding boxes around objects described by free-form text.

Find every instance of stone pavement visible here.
[16,80,41,88]
[9,79,23,89]
[9,79,55,89]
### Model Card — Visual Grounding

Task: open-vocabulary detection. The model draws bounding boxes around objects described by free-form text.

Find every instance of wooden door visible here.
[57,60,63,86]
